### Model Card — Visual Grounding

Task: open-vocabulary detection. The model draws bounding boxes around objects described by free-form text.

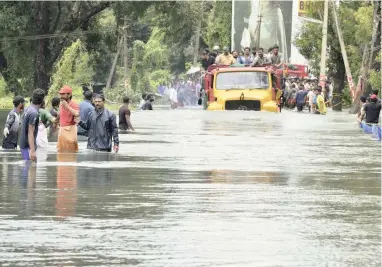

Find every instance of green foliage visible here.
[204,1,232,48]
[148,70,172,88]
[295,2,376,86]
[369,52,381,90]
[103,85,141,104]
[48,39,94,102]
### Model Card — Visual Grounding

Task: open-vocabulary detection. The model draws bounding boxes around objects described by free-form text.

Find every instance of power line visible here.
[0,28,124,42]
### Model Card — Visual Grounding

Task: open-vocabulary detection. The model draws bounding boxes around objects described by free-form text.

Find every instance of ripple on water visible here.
[0,109,380,266]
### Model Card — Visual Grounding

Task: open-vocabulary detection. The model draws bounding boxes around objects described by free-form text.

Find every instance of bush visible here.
[103,86,141,104]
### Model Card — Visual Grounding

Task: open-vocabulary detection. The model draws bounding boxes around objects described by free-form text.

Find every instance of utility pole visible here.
[331,0,355,100]
[319,0,329,90]
[123,16,129,89]
[254,2,263,48]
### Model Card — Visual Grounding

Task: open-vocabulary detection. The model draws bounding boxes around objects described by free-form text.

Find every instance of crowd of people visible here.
[281,76,333,114]
[2,85,139,162]
[157,78,202,109]
[200,44,284,70]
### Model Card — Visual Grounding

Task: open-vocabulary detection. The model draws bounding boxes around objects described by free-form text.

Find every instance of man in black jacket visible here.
[78,95,119,153]
[201,49,215,70]
[2,95,25,149]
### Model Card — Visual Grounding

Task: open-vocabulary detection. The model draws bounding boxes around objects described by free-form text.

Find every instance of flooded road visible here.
[0,108,380,266]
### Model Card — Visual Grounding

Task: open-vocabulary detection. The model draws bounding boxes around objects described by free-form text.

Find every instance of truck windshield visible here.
[215,71,269,90]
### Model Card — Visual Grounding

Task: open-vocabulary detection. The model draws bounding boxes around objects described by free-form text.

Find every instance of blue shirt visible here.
[19,105,39,149]
[238,55,254,65]
[296,90,308,105]
[78,100,94,135]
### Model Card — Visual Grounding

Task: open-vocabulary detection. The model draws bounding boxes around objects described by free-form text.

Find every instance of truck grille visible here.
[225,100,261,111]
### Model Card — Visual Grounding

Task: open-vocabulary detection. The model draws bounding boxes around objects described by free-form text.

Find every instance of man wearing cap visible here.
[2,96,25,149]
[361,94,381,124]
[57,85,80,152]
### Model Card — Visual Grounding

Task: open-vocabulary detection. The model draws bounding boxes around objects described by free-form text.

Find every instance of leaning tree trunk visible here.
[34,2,51,94]
[332,59,346,111]
[0,51,23,95]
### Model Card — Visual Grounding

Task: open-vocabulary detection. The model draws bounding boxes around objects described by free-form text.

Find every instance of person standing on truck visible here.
[269,45,284,68]
[2,96,25,149]
[201,49,215,71]
[237,47,254,65]
[215,47,236,65]
[252,48,271,66]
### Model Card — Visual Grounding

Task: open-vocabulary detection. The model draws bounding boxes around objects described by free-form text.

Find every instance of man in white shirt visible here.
[307,89,315,113]
[169,87,178,109]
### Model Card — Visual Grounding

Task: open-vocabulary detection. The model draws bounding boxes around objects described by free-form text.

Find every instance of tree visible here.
[48,39,94,102]
[294,1,379,111]
[204,1,232,49]
[0,1,111,95]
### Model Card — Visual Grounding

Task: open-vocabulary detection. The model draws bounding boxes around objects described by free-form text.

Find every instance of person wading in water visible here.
[77,95,119,153]
[57,85,80,152]
[118,96,135,132]
[19,89,45,161]
[2,96,25,149]
[78,90,94,137]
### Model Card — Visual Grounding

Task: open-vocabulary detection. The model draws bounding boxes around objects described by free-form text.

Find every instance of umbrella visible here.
[186,66,201,75]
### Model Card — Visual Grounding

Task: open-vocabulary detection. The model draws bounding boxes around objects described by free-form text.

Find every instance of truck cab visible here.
[204,65,278,112]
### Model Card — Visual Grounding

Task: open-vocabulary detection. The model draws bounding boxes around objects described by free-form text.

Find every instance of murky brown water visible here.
[0,108,380,266]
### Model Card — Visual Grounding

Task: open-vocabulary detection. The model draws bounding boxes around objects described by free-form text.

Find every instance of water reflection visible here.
[56,153,77,218]
[208,169,289,185]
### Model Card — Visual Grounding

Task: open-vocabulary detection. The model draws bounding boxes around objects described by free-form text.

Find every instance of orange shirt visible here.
[59,100,79,127]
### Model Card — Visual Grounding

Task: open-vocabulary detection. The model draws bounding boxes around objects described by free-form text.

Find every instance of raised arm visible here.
[61,100,79,117]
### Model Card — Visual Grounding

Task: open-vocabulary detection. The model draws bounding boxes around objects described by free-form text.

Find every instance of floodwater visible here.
[0,108,380,266]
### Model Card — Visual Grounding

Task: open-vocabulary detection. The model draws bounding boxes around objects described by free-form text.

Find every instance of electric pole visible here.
[319,0,329,90]
[254,2,263,48]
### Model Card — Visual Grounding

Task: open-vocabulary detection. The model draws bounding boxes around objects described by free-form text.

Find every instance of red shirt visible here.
[59,100,79,127]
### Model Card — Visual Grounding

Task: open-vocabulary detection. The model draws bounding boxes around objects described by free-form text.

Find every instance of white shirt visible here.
[169,88,178,103]
[307,91,314,105]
